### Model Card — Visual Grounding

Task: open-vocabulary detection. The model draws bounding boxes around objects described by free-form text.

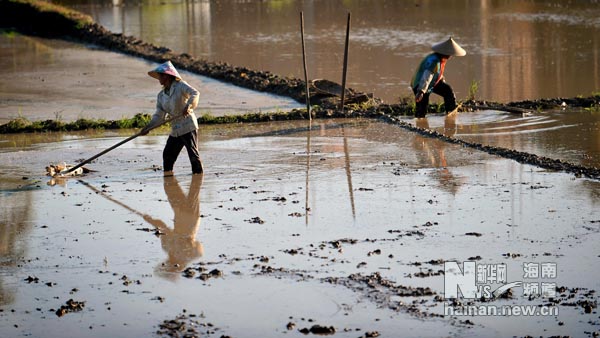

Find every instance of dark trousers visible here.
[413,80,457,118]
[163,130,203,174]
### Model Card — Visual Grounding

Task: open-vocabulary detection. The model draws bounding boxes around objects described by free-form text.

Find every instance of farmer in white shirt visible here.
[142,61,203,176]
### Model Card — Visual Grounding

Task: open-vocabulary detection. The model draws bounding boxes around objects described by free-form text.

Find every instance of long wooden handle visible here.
[60,117,174,175]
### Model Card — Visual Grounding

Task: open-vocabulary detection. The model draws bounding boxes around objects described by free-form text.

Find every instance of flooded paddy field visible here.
[0,33,302,125]
[57,0,600,103]
[0,0,599,336]
[416,109,600,169]
[1,119,599,337]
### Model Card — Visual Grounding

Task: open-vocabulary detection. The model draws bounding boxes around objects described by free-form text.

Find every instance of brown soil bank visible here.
[2,0,600,181]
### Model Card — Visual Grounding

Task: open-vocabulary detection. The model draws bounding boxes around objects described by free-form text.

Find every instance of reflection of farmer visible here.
[143,174,204,280]
[141,61,204,176]
[413,116,462,194]
[412,37,466,118]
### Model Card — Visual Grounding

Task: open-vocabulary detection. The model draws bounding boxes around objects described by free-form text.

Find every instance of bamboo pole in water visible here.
[300,12,311,120]
[340,12,351,113]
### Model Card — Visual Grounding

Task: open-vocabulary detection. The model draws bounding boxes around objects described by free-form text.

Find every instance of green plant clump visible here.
[468,80,480,101]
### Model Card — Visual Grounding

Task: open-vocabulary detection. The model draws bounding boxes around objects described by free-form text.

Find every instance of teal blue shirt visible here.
[411,53,445,94]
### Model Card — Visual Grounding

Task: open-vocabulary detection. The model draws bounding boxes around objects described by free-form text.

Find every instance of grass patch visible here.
[0,28,18,38]
[467,79,479,101]
[0,0,94,38]
[198,110,308,124]
[584,104,600,113]
[0,113,152,133]
[8,0,93,28]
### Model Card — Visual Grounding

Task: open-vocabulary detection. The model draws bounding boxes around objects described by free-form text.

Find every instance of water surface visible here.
[0,119,599,337]
[55,0,600,103]
[0,33,301,124]
[415,109,600,168]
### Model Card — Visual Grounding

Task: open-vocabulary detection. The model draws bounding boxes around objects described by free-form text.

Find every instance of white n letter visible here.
[444,261,476,299]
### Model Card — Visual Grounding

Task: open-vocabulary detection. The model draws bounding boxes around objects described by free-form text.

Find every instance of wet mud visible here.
[0,119,599,337]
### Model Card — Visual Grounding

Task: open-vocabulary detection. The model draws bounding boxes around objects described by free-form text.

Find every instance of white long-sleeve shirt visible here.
[148,80,199,137]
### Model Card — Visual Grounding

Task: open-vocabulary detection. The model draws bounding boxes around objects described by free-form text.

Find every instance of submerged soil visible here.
[0,3,599,337]
[0,119,599,337]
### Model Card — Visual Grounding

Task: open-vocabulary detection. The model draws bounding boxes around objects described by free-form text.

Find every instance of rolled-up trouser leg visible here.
[163,135,184,172]
[412,87,430,118]
[432,80,457,113]
[181,130,204,174]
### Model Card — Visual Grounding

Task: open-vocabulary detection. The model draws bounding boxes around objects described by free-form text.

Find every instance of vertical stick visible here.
[340,12,351,113]
[305,119,311,225]
[301,12,311,223]
[300,11,311,120]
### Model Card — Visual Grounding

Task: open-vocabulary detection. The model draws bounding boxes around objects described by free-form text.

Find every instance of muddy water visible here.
[0,119,599,337]
[0,33,301,125]
[413,109,600,168]
[13,0,596,168]
[56,0,600,103]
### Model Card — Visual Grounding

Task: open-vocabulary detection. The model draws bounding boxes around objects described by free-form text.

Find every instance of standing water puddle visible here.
[414,109,600,168]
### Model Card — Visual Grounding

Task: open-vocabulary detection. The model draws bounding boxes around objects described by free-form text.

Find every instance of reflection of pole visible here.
[300,12,311,120]
[340,12,351,113]
[342,127,356,218]
[305,120,312,225]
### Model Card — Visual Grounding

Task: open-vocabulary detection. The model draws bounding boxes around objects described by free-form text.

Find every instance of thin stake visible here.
[305,119,312,225]
[340,12,351,113]
[300,11,311,120]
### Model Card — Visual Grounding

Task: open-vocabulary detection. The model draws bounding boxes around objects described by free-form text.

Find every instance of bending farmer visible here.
[411,37,466,118]
[142,61,204,176]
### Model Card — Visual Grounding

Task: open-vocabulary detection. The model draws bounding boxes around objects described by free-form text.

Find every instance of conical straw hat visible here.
[431,37,466,57]
[148,61,182,80]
